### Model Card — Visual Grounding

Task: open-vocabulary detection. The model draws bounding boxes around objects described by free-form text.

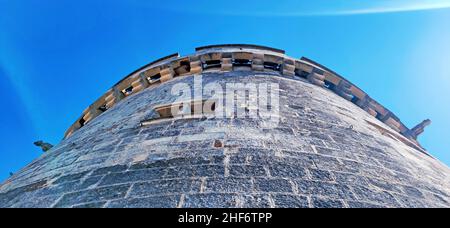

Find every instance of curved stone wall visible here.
[0,45,449,208]
[62,45,428,149]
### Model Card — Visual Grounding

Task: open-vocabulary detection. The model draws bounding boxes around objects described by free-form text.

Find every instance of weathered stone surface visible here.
[311,197,345,208]
[1,68,449,208]
[73,201,107,208]
[204,178,252,193]
[107,195,180,208]
[254,178,294,193]
[129,179,200,197]
[54,184,131,208]
[183,193,236,208]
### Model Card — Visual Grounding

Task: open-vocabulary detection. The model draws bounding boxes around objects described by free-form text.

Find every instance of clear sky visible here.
[1,0,450,181]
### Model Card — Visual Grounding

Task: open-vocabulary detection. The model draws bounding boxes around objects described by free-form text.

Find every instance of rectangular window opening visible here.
[121,86,134,96]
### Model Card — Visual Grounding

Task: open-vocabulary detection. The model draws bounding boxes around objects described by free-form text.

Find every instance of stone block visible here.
[271,194,309,208]
[309,169,334,182]
[129,179,200,197]
[351,185,401,207]
[183,193,236,208]
[229,165,267,177]
[53,171,89,185]
[204,178,252,193]
[54,184,131,208]
[91,165,128,176]
[108,195,180,208]
[254,178,293,193]
[236,194,271,208]
[311,197,345,208]
[268,163,307,179]
[295,180,356,200]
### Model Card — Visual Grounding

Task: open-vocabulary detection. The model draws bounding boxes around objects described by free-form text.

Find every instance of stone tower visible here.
[1,44,449,208]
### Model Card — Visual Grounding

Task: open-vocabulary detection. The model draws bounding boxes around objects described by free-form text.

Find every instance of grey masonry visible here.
[0,44,449,208]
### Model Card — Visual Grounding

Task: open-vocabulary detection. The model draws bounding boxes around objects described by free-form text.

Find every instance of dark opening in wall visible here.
[324,80,336,90]
[264,62,281,71]
[122,86,133,96]
[376,112,383,121]
[295,69,309,79]
[79,117,86,127]
[148,73,161,84]
[232,59,252,67]
[202,60,221,70]
[365,120,429,155]
[174,60,191,75]
[351,96,360,105]
[98,104,108,112]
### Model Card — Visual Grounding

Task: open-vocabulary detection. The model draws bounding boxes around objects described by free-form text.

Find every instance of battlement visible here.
[63,44,430,151]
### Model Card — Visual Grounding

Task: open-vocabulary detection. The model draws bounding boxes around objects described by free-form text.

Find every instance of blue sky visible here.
[1,0,450,181]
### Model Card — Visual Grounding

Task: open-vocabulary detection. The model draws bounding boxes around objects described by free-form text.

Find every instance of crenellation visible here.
[159,66,175,83]
[251,53,264,71]
[221,57,233,72]
[188,55,202,74]
[307,71,325,87]
[282,58,296,76]
[334,80,353,101]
